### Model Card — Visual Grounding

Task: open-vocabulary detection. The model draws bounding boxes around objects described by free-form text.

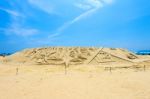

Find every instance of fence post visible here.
[144,65,146,72]
[110,67,112,73]
[65,64,67,75]
[16,68,19,75]
[64,62,69,75]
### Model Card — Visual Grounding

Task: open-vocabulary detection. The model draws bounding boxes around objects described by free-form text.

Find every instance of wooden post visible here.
[144,65,146,72]
[16,68,19,75]
[65,64,67,75]
[64,61,69,75]
[110,67,112,73]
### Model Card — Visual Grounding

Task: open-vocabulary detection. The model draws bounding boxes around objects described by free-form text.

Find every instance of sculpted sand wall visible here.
[5,47,141,66]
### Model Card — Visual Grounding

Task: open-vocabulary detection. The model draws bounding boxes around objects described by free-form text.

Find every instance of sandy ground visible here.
[0,63,150,99]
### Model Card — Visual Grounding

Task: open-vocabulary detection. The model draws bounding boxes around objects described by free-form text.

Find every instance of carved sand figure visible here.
[4,47,150,67]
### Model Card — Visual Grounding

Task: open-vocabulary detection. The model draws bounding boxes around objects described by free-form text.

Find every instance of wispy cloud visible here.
[103,0,114,4]
[0,2,39,37]
[28,0,54,14]
[52,0,113,38]
[0,0,113,44]
[1,17,38,37]
[0,7,21,17]
[75,3,92,10]
[3,25,38,37]
[70,0,103,23]
[48,33,60,39]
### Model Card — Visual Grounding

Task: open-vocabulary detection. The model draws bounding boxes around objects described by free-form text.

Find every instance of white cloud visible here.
[50,0,113,38]
[1,27,38,37]
[75,0,103,10]
[103,0,113,4]
[88,0,103,8]
[2,25,38,37]
[0,7,21,17]
[71,8,98,23]
[75,3,92,10]
[0,3,39,37]
[26,0,113,39]
[72,0,111,23]
[28,0,54,14]
[56,8,98,34]
[48,33,60,39]
[56,0,104,33]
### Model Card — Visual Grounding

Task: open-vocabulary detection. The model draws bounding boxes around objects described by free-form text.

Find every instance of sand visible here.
[4,47,150,66]
[2,47,150,70]
[0,63,150,99]
[0,47,150,99]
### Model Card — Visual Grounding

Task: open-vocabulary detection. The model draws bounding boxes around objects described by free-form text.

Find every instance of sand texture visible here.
[0,47,150,99]
[2,47,150,67]
[0,64,150,99]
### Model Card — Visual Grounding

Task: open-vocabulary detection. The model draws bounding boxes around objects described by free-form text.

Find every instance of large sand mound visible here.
[4,47,144,66]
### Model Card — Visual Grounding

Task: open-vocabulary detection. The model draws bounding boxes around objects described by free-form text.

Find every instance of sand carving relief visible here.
[6,47,140,66]
[93,52,114,63]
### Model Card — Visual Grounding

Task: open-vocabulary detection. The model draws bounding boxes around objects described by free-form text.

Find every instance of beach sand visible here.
[0,47,150,99]
[0,64,150,99]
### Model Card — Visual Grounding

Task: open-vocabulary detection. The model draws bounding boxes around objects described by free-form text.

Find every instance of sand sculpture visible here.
[4,47,145,66]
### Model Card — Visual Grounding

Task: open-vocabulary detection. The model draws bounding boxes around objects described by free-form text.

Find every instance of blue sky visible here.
[0,0,150,53]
